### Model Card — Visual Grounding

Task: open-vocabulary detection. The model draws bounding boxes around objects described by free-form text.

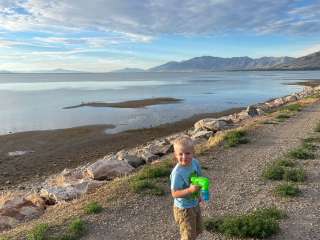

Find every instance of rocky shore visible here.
[1,83,320,237]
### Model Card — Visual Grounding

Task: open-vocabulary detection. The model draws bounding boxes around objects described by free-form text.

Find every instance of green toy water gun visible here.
[190,176,210,202]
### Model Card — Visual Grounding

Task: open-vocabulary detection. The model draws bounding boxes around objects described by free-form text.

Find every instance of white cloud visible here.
[294,44,320,57]
[0,0,319,37]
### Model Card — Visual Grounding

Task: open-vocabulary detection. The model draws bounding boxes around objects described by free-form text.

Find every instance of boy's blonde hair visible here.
[173,136,194,152]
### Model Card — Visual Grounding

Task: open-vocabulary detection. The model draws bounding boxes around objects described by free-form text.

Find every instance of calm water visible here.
[0,71,319,135]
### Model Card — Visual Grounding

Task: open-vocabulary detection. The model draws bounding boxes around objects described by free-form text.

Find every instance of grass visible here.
[280,103,302,113]
[67,218,86,238]
[304,136,320,143]
[283,168,305,182]
[263,163,285,180]
[84,201,103,214]
[224,129,249,147]
[26,224,49,240]
[26,218,87,240]
[288,146,315,160]
[128,179,165,195]
[204,207,286,239]
[262,159,305,182]
[135,160,173,180]
[275,113,291,122]
[274,183,300,197]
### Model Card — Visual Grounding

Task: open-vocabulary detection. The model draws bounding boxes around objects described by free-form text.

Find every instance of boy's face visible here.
[174,144,194,166]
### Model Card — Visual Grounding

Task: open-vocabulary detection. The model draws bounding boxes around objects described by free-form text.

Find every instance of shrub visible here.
[262,164,285,180]
[224,130,249,147]
[136,161,173,180]
[26,224,49,240]
[304,136,320,143]
[289,147,315,160]
[84,201,103,214]
[283,168,305,182]
[129,179,165,196]
[275,183,300,197]
[281,104,302,112]
[68,218,86,238]
[204,207,285,238]
[276,113,291,122]
[274,159,295,167]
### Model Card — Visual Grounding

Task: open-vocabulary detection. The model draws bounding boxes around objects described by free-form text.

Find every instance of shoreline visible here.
[0,80,316,190]
[0,107,243,190]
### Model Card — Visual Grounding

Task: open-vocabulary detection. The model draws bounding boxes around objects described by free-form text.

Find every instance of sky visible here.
[0,0,320,72]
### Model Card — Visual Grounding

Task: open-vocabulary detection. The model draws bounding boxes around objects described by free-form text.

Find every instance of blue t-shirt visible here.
[170,158,202,209]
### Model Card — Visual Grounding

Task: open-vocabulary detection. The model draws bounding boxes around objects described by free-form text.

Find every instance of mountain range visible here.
[147,51,320,72]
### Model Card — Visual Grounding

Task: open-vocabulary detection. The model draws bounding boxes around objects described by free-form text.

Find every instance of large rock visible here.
[191,130,214,140]
[194,118,229,132]
[85,157,134,180]
[143,140,173,156]
[136,149,159,163]
[40,180,104,202]
[116,150,145,168]
[0,194,45,231]
[284,95,298,103]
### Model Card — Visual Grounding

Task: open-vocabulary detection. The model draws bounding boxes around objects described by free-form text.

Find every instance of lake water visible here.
[0,71,319,135]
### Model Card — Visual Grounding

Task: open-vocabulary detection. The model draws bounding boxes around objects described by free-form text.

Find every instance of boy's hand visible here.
[188,185,200,194]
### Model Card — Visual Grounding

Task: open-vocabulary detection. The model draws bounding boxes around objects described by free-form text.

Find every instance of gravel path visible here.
[82,102,320,240]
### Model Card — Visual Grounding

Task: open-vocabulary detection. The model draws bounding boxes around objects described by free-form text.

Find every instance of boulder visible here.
[194,118,229,132]
[284,95,298,103]
[116,150,145,168]
[136,149,159,163]
[86,157,134,180]
[0,215,18,231]
[40,179,104,202]
[246,105,260,117]
[143,140,173,156]
[0,194,44,231]
[191,130,213,140]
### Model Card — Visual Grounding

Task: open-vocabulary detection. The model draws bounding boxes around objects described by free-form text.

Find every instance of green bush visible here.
[283,168,305,182]
[289,147,315,160]
[224,130,249,147]
[84,201,103,214]
[262,164,285,180]
[304,136,320,143]
[281,104,302,112]
[67,218,86,238]
[204,207,285,238]
[129,179,165,195]
[275,183,300,197]
[26,224,49,240]
[136,161,173,180]
[275,159,295,167]
[276,113,291,122]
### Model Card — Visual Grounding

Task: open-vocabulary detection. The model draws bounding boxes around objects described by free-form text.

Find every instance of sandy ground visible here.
[0,108,241,190]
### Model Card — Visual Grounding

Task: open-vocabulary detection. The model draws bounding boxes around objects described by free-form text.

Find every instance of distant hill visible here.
[270,51,320,70]
[111,68,145,73]
[38,68,88,73]
[148,56,295,72]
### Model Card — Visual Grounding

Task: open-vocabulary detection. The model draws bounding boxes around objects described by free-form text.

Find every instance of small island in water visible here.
[63,97,183,109]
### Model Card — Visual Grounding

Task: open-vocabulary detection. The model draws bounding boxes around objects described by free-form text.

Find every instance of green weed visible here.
[274,183,300,197]
[84,201,103,214]
[224,130,249,147]
[204,207,285,238]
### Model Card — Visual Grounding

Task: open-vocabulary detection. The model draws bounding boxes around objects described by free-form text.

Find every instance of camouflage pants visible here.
[173,205,203,240]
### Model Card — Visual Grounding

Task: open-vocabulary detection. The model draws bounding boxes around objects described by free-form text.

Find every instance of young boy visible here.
[170,136,203,240]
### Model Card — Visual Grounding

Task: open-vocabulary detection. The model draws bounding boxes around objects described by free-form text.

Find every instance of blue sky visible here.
[0,0,320,72]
